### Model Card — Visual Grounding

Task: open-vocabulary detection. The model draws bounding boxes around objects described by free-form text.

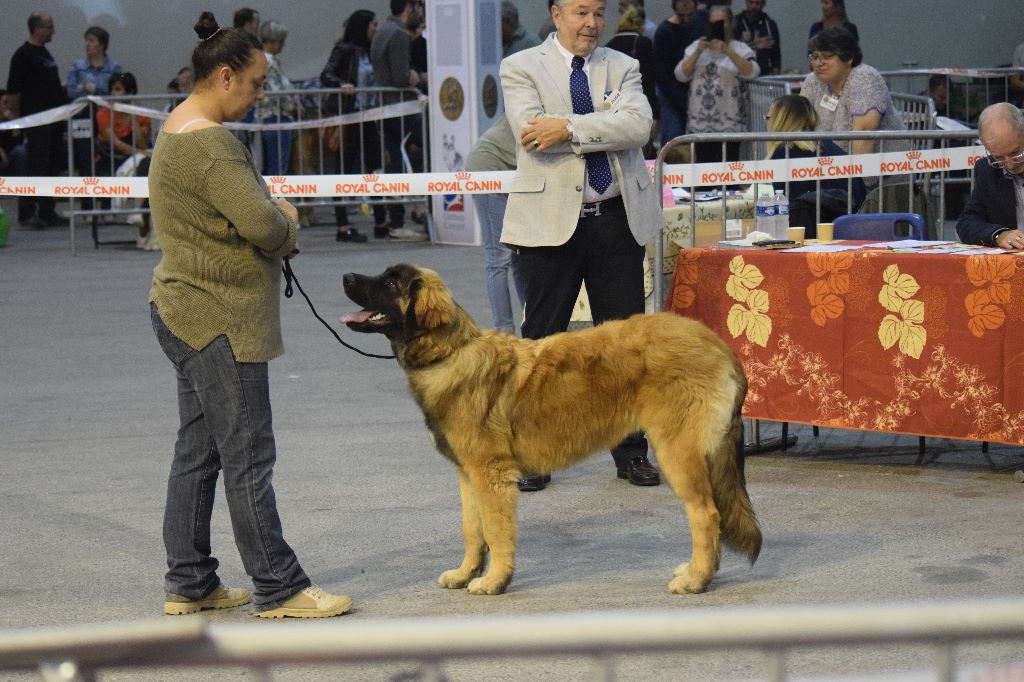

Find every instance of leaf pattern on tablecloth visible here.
[805,252,854,326]
[738,338,1017,441]
[877,264,926,359]
[670,249,702,310]
[965,256,1014,337]
[726,255,771,346]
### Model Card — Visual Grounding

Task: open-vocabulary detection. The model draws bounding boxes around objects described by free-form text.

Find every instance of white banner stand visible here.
[427,0,503,245]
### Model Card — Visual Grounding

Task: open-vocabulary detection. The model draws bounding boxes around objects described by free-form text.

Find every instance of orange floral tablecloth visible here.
[666,244,1024,445]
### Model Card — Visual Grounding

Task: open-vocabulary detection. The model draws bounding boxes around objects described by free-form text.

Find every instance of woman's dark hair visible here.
[342,9,376,50]
[827,0,849,22]
[108,71,139,95]
[191,11,263,82]
[808,27,862,67]
[84,26,110,54]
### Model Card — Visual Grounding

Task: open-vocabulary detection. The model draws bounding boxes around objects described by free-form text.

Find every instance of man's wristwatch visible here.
[565,120,574,142]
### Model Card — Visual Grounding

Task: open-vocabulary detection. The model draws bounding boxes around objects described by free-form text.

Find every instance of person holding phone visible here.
[673,5,759,162]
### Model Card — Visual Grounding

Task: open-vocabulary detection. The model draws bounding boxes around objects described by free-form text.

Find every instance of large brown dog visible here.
[342,264,761,595]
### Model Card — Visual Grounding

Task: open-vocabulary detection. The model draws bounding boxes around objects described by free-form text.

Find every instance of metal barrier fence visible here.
[50,87,428,249]
[2,599,1023,680]
[653,127,980,310]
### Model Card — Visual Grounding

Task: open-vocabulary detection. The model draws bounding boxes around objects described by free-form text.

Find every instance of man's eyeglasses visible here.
[807,52,836,65]
[989,149,1024,169]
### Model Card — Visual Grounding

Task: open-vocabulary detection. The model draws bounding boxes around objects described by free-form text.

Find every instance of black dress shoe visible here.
[335,226,368,243]
[616,455,661,486]
[517,473,551,492]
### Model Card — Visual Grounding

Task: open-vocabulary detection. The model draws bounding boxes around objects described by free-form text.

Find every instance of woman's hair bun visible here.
[194,11,220,41]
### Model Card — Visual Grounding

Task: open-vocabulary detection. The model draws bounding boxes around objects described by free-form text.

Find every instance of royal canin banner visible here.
[0,146,987,197]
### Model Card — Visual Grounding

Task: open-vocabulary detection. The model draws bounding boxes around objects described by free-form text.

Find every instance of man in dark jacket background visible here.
[956,103,1024,249]
[733,0,781,75]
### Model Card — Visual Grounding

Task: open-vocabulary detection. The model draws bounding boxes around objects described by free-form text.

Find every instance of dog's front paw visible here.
[437,569,473,589]
[466,575,509,595]
[668,566,711,594]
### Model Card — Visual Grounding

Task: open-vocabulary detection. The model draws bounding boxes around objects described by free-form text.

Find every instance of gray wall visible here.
[1,0,1020,98]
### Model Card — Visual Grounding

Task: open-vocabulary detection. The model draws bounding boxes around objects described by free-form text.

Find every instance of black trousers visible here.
[516,198,649,468]
[20,122,64,221]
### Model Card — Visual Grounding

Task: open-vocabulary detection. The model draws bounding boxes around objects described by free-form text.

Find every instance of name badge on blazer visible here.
[820,93,840,112]
[604,89,623,111]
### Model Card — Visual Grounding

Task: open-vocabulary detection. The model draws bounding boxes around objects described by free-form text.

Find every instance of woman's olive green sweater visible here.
[148,126,297,362]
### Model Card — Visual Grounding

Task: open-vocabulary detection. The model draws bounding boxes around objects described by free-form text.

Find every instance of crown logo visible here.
[728,162,745,171]
[454,171,470,181]
[362,174,379,183]
[270,176,287,184]
[906,150,922,160]
[817,156,834,166]
[83,177,100,185]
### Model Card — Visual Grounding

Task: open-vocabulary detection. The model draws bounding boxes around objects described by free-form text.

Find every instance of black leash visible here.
[282,259,396,360]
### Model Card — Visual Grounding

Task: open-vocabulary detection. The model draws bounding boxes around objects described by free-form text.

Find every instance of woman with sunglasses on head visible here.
[765,94,865,238]
[148,11,352,620]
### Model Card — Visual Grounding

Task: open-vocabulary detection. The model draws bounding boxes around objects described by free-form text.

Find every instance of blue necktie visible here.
[569,56,612,195]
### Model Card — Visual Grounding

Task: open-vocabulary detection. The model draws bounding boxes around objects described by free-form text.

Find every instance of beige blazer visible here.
[499,35,665,248]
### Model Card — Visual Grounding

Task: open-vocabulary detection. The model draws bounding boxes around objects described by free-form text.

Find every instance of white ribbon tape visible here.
[0,96,423,134]
[0,101,89,131]
[0,146,988,198]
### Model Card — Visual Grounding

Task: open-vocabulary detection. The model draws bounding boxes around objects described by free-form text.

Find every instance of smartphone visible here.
[707,21,726,42]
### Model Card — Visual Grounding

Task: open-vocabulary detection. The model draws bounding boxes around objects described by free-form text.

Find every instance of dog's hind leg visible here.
[438,469,487,589]
[647,428,721,594]
[463,461,519,595]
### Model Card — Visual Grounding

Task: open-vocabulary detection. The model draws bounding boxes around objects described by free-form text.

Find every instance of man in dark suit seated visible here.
[956,103,1024,250]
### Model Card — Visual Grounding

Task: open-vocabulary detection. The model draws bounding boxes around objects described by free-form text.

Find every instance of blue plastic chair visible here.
[832,212,927,241]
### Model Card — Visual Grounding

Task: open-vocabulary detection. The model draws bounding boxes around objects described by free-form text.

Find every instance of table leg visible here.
[745,419,798,454]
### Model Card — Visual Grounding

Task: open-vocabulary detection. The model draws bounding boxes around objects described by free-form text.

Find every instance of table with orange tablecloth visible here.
[666,243,1024,446]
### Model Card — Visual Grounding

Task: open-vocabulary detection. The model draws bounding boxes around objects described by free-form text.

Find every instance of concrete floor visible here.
[1,201,1022,681]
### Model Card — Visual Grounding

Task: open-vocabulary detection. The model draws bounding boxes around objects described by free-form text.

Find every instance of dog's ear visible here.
[407,272,455,332]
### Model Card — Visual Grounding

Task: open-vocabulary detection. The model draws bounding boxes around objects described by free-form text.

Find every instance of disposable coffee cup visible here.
[817,223,834,242]
[788,226,805,244]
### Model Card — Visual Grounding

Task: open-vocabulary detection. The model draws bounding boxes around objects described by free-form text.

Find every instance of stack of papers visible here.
[865,240,1007,255]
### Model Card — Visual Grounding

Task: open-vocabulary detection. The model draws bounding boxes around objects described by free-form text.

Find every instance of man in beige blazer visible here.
[499,0,666,491]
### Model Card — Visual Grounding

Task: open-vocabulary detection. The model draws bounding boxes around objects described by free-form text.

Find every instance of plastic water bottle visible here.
[773,189,789,239]
[755,192,775,237]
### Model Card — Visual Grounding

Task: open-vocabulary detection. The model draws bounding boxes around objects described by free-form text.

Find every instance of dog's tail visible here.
[707,367,762,564]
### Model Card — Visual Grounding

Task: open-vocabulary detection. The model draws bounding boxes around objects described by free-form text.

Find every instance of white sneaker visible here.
[136,235,149,249]
[255,585,353,619]
[388,226,428,241]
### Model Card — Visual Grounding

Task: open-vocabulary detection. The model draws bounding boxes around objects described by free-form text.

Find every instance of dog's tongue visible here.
[341,310,373,324]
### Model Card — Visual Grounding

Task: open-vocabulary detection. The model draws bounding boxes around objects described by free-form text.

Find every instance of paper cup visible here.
[817,223,834,242]
[788,226,805,244]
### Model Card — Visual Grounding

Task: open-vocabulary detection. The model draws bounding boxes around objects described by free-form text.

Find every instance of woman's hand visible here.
[340,83,355,95]
[273,197,299,224]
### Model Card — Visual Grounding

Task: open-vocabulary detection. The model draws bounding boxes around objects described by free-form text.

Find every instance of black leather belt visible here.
[579,194,624,218]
